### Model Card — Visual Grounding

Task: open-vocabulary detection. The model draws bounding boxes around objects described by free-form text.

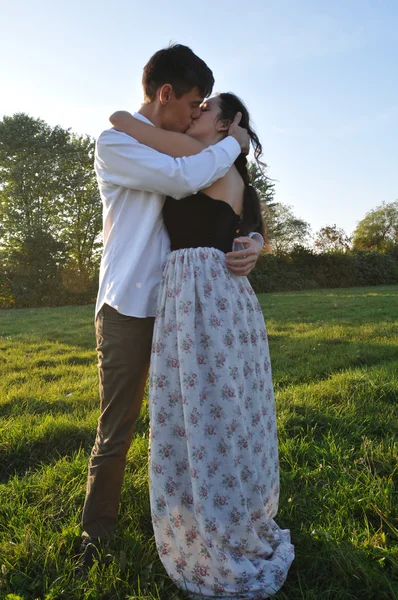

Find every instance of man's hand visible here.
[225,236,263,276]
[228,112,250,155]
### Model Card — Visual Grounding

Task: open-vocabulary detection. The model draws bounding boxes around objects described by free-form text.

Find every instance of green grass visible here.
[0,286,397,600]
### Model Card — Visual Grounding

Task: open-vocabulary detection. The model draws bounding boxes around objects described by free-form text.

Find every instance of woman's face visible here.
[186,96,225,141]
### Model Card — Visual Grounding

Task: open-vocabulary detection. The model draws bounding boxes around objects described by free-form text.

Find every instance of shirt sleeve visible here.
[95,129,241,200]
[248,232,264,247]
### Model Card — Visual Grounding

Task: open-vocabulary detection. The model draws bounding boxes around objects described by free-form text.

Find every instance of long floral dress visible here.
[148,196,294,599]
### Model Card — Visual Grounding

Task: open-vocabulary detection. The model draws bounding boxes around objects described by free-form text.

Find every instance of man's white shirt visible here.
[94,113,242,318]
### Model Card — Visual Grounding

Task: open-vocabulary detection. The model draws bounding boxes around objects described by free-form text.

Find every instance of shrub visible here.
[249,250,398,293]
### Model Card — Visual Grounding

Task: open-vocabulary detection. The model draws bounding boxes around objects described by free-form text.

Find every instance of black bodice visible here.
[163,192,241,253]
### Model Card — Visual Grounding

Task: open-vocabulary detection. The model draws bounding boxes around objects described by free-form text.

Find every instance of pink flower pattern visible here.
[149,248,294,599]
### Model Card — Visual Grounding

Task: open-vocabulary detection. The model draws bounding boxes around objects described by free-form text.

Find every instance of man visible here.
[79,44,263,567]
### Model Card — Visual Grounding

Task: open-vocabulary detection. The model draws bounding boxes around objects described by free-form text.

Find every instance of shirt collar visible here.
[133,112,155,127]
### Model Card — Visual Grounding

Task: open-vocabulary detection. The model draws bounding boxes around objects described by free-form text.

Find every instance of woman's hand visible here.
[225,236,263,276]
[228,112,250,155]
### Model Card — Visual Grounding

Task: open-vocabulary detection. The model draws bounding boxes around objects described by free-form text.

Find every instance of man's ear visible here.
[216,118,231,132]
[158,84,174,105]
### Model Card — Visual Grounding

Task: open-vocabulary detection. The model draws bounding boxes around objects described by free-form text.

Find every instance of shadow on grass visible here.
[0,409,150,483]
[279,377,398,458]
[274,529,398,600]
[259,286,398,327]
[44,327,96,351]
[271,338,398,389]
[0,422,95,483]
[28,355,93,367]
[0,395,97,418]
[0,304,96,350]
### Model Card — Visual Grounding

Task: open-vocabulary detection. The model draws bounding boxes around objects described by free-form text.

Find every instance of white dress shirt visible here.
[94,113,242,318]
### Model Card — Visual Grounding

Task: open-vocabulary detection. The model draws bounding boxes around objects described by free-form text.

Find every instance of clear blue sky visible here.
[1,0,397,236]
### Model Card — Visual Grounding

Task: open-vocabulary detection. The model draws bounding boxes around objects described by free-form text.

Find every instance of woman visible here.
[110,94,294,599]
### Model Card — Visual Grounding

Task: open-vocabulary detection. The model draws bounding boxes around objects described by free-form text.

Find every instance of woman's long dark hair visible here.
[217,93,266,239]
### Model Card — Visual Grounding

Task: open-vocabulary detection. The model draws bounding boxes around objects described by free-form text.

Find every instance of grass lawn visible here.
[0,285,397,600]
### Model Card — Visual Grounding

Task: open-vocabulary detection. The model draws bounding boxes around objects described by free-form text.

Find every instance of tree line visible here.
[0,113,397,308]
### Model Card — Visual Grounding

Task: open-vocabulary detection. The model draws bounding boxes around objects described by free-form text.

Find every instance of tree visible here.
[0,113,101,267]
[5,228,67,307]
[352,201,398,252]
[266,203,311,254]
[57,134,102,276]
[248,161,311,254]
[248,161,276,213]
[0,113,71,245]
[0,113,102,306]
[314,224,351,253]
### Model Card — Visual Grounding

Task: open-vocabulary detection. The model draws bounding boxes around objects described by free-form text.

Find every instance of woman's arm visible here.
[109,111,206,158]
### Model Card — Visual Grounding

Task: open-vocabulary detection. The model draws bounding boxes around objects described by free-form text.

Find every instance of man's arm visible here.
[109,111,207,158]
[95,129,241,200]
[108,110,250,158]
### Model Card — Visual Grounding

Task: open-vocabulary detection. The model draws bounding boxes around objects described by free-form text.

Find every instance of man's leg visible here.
[81,303,154,540]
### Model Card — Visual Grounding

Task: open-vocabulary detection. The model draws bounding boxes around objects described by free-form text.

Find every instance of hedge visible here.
[248,249,398,293]
[1,250,398,309]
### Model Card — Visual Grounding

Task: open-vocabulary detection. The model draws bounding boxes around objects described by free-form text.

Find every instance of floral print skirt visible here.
[149,248,294,599]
